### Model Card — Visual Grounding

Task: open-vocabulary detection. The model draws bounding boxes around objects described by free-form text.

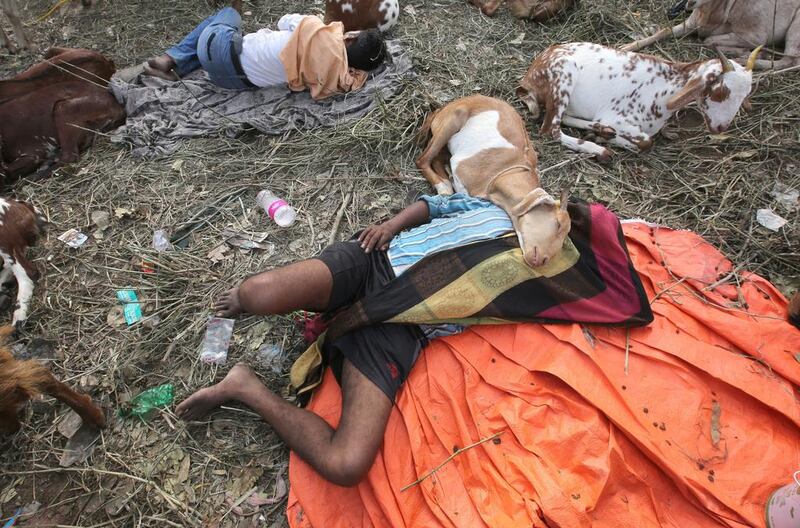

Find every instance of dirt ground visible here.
[0,0,798,526]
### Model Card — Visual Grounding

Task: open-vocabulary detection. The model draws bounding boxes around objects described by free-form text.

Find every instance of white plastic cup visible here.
[257,190,296,227]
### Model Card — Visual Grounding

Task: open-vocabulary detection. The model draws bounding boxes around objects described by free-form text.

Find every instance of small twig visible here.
[400,431,505,492]
[328,190,353,246]
[624,328,631,376]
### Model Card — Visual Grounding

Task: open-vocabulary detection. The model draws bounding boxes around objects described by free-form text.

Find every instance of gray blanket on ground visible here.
[109,41,413,158]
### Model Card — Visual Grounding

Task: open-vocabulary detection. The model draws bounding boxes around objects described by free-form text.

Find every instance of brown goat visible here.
[0,325,105,434]
[469,0,574,21]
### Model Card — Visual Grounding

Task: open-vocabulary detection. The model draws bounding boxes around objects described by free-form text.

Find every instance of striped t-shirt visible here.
[387,194,514,276]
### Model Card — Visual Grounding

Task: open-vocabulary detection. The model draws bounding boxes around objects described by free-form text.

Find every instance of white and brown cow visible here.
[517,42,761,159]
[325,0,400,32]
[416,95,570,268]
[0,198,44,327]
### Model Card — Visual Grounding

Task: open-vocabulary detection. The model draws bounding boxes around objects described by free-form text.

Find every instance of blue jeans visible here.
[166,7,251,89]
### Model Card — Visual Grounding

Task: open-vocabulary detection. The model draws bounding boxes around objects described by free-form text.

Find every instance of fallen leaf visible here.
[107,306,126,328]
[449,79,463,86]
[707,133,731,142]
[207,244,230,264]
[57,410,84,439]
[509,32,526,45]
[176,454,191,483]
[91,211,110,231]
[403,4,416,16]
[710,400,721,447]
[114,207,135,219]
[732,149,758,160]
[60,424,101,467]
[171,159,184,171]
[455,38,467,52]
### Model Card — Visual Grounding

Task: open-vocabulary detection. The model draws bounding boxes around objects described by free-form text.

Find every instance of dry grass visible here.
[1,0,798,525]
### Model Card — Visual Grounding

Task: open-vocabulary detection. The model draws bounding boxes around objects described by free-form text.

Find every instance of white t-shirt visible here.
[239,14,306,88]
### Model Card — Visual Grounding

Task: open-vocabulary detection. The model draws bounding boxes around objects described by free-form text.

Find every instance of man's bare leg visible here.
[215,258,333,317]
[176,361,392,487]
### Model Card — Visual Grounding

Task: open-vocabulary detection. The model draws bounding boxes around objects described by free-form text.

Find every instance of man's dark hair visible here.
[345,29,388,71]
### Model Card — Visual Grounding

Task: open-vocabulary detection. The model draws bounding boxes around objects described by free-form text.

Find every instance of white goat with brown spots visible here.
[0,199,44,327]
[517,42,761,159]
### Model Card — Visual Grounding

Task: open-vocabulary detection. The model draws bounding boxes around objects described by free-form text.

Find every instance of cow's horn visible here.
[746,45,764,71]
[714,46,734,73]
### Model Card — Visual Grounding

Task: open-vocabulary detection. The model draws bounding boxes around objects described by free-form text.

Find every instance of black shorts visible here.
[316,240,426,401]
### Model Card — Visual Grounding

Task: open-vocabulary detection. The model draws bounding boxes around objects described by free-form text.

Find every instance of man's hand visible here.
[358,222,397,253]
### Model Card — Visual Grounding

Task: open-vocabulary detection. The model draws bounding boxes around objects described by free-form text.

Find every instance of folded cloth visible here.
[279,16,367,100]
[290,200,653,394]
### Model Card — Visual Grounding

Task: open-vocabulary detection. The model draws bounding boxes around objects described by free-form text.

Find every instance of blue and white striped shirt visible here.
[387,194,514,276]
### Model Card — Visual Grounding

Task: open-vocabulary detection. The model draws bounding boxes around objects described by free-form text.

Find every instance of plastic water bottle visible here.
[257,190,296,227]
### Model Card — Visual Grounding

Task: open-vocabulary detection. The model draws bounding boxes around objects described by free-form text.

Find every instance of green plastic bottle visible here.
[118,383,175,420]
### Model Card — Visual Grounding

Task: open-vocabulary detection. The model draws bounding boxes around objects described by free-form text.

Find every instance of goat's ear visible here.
[666,77,705,112]
[559,188,570,210]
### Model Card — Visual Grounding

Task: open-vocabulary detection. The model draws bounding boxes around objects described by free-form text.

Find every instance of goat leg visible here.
[0,25,16,53]
[8,255,34,327]
[621,20,697,52]
[3,4,32,50]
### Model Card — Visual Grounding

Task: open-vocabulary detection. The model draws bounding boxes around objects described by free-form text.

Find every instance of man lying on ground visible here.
[144,7,387,99]
[177,194,516,487]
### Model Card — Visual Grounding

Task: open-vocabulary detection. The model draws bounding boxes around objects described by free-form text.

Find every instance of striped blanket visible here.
[291,200,653,393]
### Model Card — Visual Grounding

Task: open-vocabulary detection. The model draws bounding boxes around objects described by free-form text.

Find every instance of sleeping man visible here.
[176,194,516,486]
[144,7,387,99]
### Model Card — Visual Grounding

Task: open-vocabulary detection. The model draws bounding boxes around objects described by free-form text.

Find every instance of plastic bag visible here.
[201,317,235,364]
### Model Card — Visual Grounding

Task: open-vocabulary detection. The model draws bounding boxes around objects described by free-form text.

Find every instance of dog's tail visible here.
[789,292,800,329]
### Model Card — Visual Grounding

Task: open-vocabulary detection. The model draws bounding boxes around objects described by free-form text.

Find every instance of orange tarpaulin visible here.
[287,222,800,528]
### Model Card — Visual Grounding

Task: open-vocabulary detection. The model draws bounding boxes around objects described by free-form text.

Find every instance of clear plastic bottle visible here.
[257,190,296,227]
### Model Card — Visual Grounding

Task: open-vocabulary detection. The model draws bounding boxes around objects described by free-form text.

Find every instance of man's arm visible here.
[358,201,430,253]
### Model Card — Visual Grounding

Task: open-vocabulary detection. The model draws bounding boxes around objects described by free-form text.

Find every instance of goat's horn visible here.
[746,45,764,71]
[713,46,734,73]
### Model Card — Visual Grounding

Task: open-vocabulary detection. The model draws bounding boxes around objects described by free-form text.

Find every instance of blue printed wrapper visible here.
[117,290,139,303]
[123,303,143,325]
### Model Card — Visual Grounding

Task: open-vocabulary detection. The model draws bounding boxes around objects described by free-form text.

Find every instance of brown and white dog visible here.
[0,198,44,327]
[416,95,570,268]
[325,0,400,32]
[0,325,105,434]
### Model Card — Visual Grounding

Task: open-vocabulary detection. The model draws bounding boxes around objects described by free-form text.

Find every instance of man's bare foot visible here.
[176,364,263,421]
[214,287,244,317]
[147,54,176,72]
[143,63,178,81]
